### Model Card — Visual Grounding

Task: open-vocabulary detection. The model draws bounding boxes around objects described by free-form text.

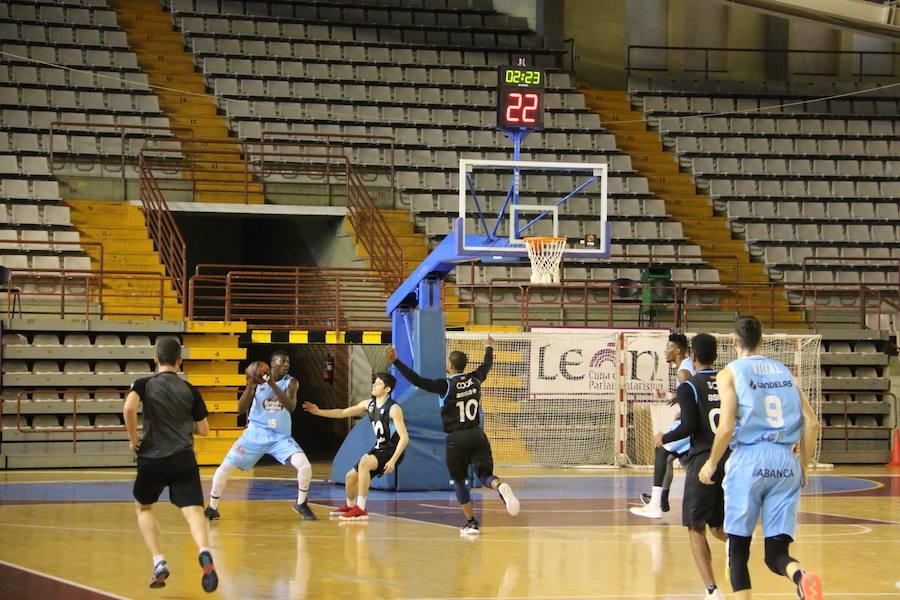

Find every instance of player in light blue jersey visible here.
[631,333,695,518]
[205,352,317,521]
[699,316,822,600]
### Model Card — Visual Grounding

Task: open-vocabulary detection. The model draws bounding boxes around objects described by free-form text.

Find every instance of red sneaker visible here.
[329,503,353,517]
[798,572,823,600]
[339,505,369,521]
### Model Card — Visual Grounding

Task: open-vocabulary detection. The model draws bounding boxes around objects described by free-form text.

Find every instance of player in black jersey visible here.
[656,333,728,600]
[303,372,408,521]
[385,336,520,535]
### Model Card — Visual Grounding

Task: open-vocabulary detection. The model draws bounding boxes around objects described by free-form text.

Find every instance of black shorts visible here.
[133,449,204,508]
[682,450,726,529]
[355,443,405,477]
[445,428,494,482]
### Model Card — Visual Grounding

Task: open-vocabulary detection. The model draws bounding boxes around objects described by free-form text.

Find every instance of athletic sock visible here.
[356,495,367,510]
[209,495,220,510]
[296,488,308,504]
[792,570,804,586]
[707,585,717,593]
[648,485,663,509]
[199,547,211,556]
[347,498,356,508]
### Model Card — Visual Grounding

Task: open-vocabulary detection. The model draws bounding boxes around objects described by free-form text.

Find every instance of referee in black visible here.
[655,333,728,600]
[124,337,218,592]
[385,335,519,535]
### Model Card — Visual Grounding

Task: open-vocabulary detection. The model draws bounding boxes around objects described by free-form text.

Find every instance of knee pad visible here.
[453,480,471,505]
[764,534,796,576]
[727,534,753,592]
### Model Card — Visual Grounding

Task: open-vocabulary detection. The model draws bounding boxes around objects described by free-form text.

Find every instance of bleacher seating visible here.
[631,76,900,302]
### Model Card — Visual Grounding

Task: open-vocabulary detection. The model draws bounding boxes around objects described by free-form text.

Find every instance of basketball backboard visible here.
[454,158,611,260]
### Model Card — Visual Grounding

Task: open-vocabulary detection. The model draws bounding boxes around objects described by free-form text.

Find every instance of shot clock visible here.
[496,66,546,129]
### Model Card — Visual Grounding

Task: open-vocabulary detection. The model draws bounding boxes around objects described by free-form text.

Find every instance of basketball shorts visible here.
[134,449,204,507]
[682,450,726,529]
[446,428,494,482]
[723,442,801,538]
[663,418,691,457]
[356,442,405,477]
[223,425,303,471]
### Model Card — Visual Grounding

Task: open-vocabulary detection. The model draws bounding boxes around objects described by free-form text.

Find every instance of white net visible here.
[445,330,823,467]
[447,331,620,466]
[524,237,566,284]
[626,332,823,467]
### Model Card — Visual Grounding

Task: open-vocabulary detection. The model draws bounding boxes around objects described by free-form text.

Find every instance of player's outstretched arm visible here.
[472,336,494,380]
[384,345,448,395]
[123,390,141,454]
[302,400,367,419]
[797,389,819,487]
[700,367,736,484]
[384,404,409,475]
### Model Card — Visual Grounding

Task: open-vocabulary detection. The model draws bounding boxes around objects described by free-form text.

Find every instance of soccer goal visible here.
[446,329,823,468]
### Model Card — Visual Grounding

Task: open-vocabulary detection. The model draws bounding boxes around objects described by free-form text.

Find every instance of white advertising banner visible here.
[528,334,619,396]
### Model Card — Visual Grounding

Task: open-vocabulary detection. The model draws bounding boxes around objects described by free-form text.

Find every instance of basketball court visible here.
[0,464,898,600]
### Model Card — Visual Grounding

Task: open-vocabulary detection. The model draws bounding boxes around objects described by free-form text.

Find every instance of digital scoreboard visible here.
[496,66,546,129]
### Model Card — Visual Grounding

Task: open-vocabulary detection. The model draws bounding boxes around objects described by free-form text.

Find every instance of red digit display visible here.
[503,92,541,125]
[505,92,523,123]
[497,66,545,129]
[522,93,539,124]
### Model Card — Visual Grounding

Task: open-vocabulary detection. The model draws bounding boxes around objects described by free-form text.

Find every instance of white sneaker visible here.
[704,588,725,600]
[629,504,662,519]
[497,483,520,516]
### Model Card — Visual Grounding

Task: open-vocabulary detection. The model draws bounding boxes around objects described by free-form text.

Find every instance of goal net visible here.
[446,330,822,467]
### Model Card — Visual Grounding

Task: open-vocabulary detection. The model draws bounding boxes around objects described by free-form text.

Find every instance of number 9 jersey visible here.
[727,355,803,447]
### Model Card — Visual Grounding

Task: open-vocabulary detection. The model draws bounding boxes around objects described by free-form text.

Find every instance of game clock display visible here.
[496,66,546,129]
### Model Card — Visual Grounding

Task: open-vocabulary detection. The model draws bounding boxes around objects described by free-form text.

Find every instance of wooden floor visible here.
[0,464,898,600]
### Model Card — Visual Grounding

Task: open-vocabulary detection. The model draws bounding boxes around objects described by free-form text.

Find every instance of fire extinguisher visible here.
[323,353,334,384]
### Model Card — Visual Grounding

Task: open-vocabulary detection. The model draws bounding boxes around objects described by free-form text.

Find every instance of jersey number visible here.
[765,395,785,427]
[456,399,478,423]
[708,407,721,434]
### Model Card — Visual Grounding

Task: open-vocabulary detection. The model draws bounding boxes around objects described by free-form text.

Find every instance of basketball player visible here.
[631,332,694,518]
[205,351,316,520]
[699,316,822,600]
[124,337,218,592]
[384,337,520,535]
[303,372,409,521]
[656,333,727,600]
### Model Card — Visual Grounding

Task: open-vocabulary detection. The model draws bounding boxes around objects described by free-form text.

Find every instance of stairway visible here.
[346,211,470,328]
[581,89,805,327]
[108,0,263,204]
[65,200,182,320]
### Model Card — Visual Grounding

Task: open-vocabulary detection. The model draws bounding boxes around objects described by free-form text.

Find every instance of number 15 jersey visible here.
[728,355,802,447]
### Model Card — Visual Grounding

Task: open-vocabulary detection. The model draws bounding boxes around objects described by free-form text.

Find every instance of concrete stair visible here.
[581,88,805,327]
[64,199,182,320]
[345,210,470,328]
[108,0,263,204]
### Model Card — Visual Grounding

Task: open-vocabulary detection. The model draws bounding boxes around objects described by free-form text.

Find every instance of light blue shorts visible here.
[223,425,303,471]
[723,442,801,538]
[662,419,691,456]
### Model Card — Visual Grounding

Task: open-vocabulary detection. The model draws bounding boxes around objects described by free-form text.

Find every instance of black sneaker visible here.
[198,550,218,593]
[203,506,220,521]
[292,501,317,520]
[460,518,480,535]
[149,560,169,588]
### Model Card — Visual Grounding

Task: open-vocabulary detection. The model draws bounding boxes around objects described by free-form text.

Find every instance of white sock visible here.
[347,498,356,508]
[356,496,367,510]
[210,462,237,509]
[649,486,664,509]
[153,554,165,567]
[291,452,312,504]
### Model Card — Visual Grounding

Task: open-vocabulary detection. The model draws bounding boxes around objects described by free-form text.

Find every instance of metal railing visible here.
[139,152,187,309]
[626,45,900,81]
[187,264,402,330]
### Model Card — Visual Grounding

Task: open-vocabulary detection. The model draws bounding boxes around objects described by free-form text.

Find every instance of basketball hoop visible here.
[524,237,566,284]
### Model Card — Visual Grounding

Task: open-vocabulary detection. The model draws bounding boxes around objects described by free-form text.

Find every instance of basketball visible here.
[245,361,269,384]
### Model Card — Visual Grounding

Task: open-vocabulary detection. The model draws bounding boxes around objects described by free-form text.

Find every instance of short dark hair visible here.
[734,315,763,350]
[668,333,688,352]
[448,350,468,372]
[270,351,290,363]
[155,337,181,366]
[374,371,396,394]
[691,333,717,365]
